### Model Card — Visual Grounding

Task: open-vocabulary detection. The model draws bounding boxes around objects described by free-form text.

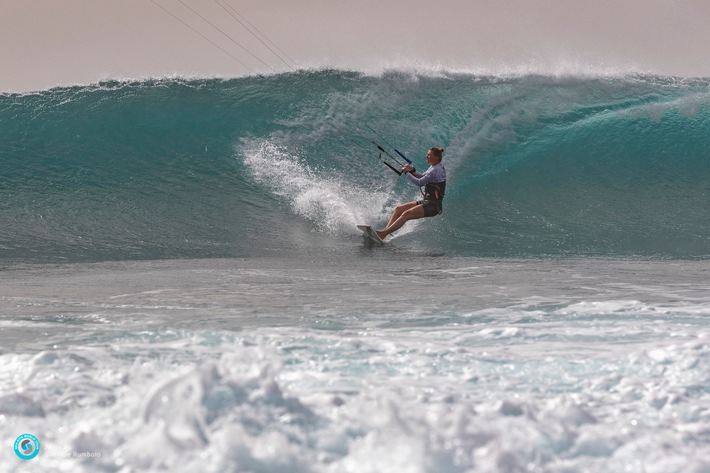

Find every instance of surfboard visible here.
[357,225,385,244]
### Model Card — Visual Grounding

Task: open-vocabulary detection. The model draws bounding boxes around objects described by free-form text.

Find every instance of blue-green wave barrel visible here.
[2,71,709,262]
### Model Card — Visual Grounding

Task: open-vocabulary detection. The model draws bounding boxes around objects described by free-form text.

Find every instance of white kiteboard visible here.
[357,225,385,244]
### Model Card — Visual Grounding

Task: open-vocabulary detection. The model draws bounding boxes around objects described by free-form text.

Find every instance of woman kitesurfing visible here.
[375,147,447,241]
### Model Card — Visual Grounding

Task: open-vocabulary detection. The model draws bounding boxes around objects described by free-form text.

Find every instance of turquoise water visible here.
[2,70,710,472]
[2,71,709,262]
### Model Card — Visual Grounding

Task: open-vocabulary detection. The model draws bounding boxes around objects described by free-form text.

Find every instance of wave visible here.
[2,70,709,262]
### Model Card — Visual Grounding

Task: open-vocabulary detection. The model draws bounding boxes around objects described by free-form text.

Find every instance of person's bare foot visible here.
[376,230,387,240]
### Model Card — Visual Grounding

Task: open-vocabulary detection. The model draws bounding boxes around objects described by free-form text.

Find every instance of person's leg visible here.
[385,201,418,229]
[377,204,425,239]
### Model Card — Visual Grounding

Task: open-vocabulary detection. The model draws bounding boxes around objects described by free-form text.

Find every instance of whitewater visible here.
[1,70,709,472]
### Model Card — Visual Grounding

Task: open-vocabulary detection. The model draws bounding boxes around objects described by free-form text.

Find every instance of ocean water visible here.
[1,70,710,472]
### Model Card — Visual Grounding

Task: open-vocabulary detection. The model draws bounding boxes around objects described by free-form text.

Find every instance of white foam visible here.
[242,139,393,233]
[2,258,709,472]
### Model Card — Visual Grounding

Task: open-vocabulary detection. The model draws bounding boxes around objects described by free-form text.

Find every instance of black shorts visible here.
[417,199,442,217]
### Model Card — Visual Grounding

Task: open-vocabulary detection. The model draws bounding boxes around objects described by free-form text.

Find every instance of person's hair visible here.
[429,147,445,163]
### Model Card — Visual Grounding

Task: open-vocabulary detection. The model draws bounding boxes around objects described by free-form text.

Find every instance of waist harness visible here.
[422,181,446,202]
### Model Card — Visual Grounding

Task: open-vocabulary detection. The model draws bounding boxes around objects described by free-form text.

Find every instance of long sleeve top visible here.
[405,163,447,187]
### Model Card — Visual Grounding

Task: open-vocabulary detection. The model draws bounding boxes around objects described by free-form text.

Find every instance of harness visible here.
[420,181,446,215]
[422,181,446,202]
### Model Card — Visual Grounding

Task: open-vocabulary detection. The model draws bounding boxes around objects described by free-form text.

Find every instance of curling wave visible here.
[1,70,709,262]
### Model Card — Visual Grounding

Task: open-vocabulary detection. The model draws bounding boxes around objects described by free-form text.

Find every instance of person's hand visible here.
[402,164,414,173]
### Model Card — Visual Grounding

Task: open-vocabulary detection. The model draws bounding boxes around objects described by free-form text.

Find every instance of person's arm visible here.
[405,167,433,186]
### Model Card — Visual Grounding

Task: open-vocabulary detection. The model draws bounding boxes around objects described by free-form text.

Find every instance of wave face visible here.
[2,71,709,262]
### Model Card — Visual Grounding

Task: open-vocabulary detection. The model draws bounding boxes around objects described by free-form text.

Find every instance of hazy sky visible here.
[2,0,710,92]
